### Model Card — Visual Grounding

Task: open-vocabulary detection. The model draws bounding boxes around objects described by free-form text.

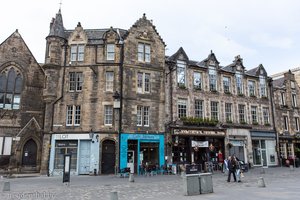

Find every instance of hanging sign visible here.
[191,140,208,148]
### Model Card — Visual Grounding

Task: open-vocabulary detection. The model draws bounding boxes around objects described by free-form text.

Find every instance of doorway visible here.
[101,140,116,174]
[79,141,91,174]
[22,139,37,166]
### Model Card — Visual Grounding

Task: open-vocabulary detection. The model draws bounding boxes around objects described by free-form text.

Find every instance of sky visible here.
[1,0,300,76]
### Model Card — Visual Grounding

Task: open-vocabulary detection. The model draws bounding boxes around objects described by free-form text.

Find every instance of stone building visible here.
[0,30,45,173]
[165,48,277,170]
[43,10,166,175]
[273,71,300,166]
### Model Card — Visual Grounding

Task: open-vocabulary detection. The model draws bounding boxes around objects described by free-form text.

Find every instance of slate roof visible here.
[273,77,285,88]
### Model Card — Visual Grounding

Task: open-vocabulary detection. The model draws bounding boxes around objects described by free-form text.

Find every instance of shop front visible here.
[279,134,300,167]
[171,128,226,171]
[120,133,164,174]
[251,131,277,167]
[49,133,99,176]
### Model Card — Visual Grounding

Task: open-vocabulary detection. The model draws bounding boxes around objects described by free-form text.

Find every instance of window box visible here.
[181,117,218,126]
[261,96,268,99]
[226,120,233,124]
[210,89,218,93]
[224,91,231,95]
[264,123,271,126]
[238,93,244,97]
[250,94,256,98]
[240,121,247,125]
[252,122,259,125]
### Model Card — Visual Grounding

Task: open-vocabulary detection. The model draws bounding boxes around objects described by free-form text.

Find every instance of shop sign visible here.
[174,129,225,136]
[191,140,208,147]
[230,140,244,146]
[127,134,160,140]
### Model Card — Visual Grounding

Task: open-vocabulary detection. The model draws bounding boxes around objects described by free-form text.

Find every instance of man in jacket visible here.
[227,156,237,182]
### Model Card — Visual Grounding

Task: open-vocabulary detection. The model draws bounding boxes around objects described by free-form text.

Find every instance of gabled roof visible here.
[197,50,220,66]
[16,117,42,137]
[167,47,189,62]
[223,55,245,72]
[246,64,267,77]
[273,77,285,88]
[125,13,166,46]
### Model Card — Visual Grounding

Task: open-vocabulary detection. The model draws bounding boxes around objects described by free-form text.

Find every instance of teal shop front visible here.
[120,133,165,174]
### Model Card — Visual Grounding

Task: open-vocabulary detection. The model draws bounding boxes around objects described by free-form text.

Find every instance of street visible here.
[1,167,300,200]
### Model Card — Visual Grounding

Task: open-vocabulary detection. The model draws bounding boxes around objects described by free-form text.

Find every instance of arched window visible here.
[0,67,23,109]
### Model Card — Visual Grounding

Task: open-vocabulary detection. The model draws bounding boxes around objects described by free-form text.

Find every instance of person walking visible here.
[233,156,241,182]
[227,156,237,182]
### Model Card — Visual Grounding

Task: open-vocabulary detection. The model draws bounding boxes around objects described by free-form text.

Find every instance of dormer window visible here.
[177,60,186,88]
[208,66,217,91]
[193,72,202,90]
[236,71,243,95]
[70,44,85,62]
[106,44,115,61]
[259,75,267,97]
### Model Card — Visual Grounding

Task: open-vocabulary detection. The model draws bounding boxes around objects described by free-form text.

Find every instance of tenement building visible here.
[43,10,165,175]
[0,30,45,173]
[273,71,300,166]
[165,48,277,170]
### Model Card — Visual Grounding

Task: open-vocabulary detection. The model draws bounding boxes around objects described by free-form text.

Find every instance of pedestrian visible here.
[227,155,237,182]
[223,156,229,175]
[217,150,224,171]
[233,156,241,182]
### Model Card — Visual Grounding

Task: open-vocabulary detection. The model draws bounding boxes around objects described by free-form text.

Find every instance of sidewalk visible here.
[1,166,300,200]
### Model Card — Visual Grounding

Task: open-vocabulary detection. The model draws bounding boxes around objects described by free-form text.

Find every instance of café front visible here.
[169,128,226,171]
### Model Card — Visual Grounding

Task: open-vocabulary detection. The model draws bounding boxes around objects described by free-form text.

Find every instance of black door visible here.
[22,139,37,166]
[101,140,116,174]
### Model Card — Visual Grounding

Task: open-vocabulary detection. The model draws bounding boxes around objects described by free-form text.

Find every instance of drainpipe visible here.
[117,30,124,170]
[269,78,279,165]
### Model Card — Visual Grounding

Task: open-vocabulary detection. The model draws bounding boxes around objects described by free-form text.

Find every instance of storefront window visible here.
[140,142,158,165]
[54,140,78,170]
[252,140,261,165]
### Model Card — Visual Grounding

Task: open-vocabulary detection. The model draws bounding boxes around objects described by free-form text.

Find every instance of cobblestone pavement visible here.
[1,167,300,200]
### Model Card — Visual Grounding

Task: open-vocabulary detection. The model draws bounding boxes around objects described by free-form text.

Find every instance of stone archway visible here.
[101,140,116,174]
[22,139,37,167]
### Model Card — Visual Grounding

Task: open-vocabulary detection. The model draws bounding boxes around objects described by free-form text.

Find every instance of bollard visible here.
[258,177,266,187]
[290,165,294,171]
[129,173,134,182]
[3,181,10,191]
[110,191,118,200]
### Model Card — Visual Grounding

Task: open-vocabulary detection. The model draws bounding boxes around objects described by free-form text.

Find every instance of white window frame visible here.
[106,44,115,60]
[248,80,256,96]
[137,72,150,93]
[138,43,150,62]
[280,143,287,158]
[263,107,270,125]
[177,60,186,87]
[137,106,150,127]
[223,76,231,93]
[238,104,246,123]
[259,75,267,97]
[209,66,217,91]
[236,72,243,95]
[178,99,187,118]
[106,72,114,92]
[104,105,113,125]
[66,105,81,126]
[211,101,219,121]
[193,72,202,90]
[195,100,203,118]
[225,103,232,122]
[251,106,258,124]
[70,44,85,62]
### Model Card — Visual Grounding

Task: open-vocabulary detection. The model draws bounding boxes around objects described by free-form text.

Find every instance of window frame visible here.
[138,43,151,63]
[251,106,258,124]
[248,80,256,96]
[106,44,115,61]
[195,100,203,118]
[223,76,231,93]
[104,105,113,125]
[137,72,151,93]
[292,93,297,107]
[208,66,217,91]
[238,104,246,123]
[178,99,187,119]
[225,103,232,122]
[262,107,270,125]
[295,117,299,132]
[69,72,83,92]
[137,106,150,127]
[210,101,219,121]
[236,72,243,95]
[259,75,267,97]
[105,72,114,92]
[66,105,81,126]
[193,72,202,90]
[177,60,186,87]
[283,116,289,131]
[70,44,85,62]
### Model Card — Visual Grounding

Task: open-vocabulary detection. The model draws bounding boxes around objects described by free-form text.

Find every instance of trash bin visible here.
[183,174,200,196]
[199,173,213,194]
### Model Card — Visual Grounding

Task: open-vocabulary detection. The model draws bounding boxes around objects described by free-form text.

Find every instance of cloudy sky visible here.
[1,0,300,75]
